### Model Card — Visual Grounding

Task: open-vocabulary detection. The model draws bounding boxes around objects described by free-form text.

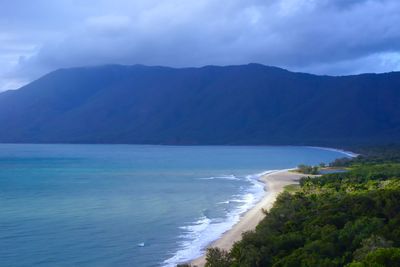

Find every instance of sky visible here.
[1,0,400,91]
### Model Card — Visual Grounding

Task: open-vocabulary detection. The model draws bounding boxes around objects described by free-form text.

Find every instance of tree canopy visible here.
[203,148,400,267]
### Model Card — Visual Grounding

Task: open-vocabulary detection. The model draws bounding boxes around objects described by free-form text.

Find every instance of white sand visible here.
[189,170,304,267]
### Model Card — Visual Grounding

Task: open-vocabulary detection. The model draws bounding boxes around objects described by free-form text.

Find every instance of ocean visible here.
[0,144,351,266]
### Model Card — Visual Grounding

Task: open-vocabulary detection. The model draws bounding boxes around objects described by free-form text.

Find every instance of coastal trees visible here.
[347,248,400,266]
[205,248,232,267]
[204,151,400,267]
[352,235,393,261]
[296,164,319,174]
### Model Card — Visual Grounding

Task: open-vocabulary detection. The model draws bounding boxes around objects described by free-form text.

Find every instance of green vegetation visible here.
[204,148,400,267]
[296,164,320,175]
[331,144,400,167]
[283,184,300,194]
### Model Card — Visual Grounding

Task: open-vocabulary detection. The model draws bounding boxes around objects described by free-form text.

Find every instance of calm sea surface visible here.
[0,144,351,266]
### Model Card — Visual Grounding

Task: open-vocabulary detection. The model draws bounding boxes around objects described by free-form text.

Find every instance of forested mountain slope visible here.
[0,64,399,145]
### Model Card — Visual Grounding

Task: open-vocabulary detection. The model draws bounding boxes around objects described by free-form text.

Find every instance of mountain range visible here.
[0,63,399,146]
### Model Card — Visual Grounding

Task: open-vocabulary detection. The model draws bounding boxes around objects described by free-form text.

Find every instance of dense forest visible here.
[197,147,400,266]
[0,64,399,145]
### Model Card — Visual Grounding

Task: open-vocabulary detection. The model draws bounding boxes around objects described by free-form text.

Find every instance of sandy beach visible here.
[190,169,305,267]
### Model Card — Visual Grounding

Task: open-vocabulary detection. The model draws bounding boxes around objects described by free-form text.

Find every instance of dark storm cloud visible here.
[1,0,400,90]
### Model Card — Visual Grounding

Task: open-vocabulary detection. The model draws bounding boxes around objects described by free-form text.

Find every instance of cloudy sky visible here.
[1,0,400,91]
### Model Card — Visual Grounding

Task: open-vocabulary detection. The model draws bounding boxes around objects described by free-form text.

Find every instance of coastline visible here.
[189,169,306,267]
[307,146,359,158]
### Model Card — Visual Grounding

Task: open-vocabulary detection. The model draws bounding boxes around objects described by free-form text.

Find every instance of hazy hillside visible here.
[0,63,399,146]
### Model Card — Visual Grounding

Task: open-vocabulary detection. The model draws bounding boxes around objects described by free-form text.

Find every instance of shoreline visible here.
[306,146,359,158]
[189,169,306,267]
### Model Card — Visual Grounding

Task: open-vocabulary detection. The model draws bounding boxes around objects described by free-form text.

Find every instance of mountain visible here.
[0,63,399,146]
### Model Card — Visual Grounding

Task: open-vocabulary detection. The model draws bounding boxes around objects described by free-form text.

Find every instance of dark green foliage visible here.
[206,153,400,266]
[332,145,400,167]
[0,64,400,145]
[352,235,393,261]
[330,157,354,167]
[297,164,319,174]
[205,248,232,267]
[347,248,400,267]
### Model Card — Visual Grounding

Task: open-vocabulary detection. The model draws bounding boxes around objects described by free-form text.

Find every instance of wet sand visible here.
[190,170,304,267]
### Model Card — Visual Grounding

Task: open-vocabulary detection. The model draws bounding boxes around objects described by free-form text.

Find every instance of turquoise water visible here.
[0,144,351,267]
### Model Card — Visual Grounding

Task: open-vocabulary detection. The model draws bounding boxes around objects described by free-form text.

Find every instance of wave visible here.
[198,175,241,181]
[307,146,359,158]
[217,198,247,205]
[162,170,270,267]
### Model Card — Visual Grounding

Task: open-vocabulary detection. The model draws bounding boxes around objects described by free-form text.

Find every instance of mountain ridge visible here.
[0,63,399,146]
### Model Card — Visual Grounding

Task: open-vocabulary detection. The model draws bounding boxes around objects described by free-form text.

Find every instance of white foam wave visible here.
[162,148,355,266]
[162,170,270,267]
[217,199,245,205]
[307,146,359,158]
[198,175,241,181]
